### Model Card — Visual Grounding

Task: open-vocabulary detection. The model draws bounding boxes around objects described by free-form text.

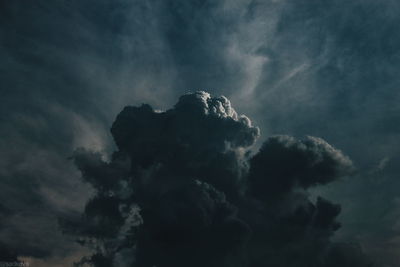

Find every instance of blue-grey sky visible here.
[1,0,400,266]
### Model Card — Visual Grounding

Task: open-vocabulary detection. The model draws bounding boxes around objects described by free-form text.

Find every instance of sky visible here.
[1,0,400,266]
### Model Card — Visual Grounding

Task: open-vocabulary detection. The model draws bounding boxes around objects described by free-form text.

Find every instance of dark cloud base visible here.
[64,92,375,267]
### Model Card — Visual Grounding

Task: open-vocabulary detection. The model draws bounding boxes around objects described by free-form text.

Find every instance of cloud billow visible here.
[248,135,354,201]
[65,92,372,267]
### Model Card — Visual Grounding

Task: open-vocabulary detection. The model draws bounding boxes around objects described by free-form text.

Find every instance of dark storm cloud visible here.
[110,92,259,198]
[248,135,354,200]
[1,0,399,266]
[65,92,373,267]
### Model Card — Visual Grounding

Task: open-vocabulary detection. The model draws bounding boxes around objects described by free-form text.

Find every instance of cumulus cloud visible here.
[2,0,397,265]
[110,91,260,198]
[65,92,373,267]
[248,135,354,200]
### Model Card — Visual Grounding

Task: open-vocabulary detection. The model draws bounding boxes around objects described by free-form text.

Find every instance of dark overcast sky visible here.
[1,0,400,266]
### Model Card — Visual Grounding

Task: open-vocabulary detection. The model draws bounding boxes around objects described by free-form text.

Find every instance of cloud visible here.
[66,92,373,267]
[248,135,354,201]
[1,0,399,265]
[110,91,260,198]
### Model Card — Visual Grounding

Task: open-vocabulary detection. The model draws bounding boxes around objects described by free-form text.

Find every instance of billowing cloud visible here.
[248,135,354,200]
[65,92,373,267]
[2,1,399,265]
